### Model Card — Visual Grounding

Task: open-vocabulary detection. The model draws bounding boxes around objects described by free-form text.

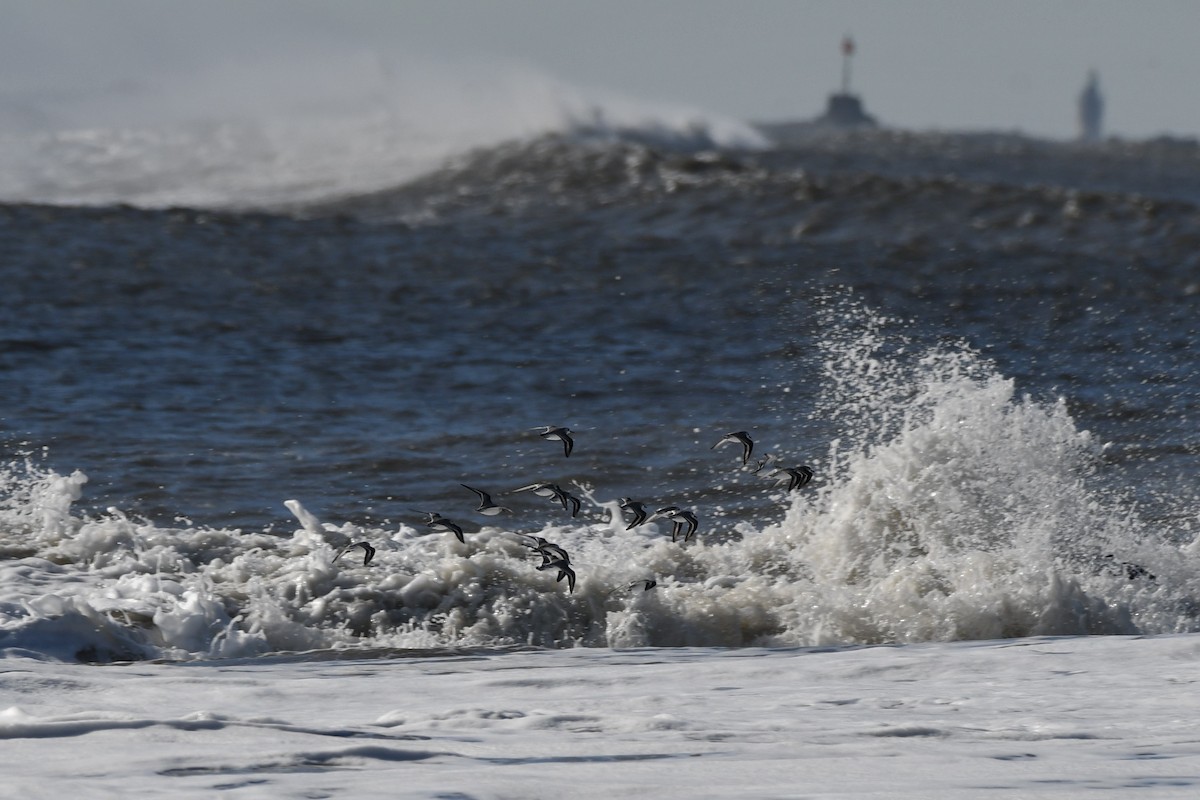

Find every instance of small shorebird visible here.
[460,483,511,515]
[511,481,559,497]
[551,485,582,518]
[712,430,754,465]
[773,465,815,492]
[618,497,649,530]
[750,453,777,475]
[537,557,577,592]
[332,541,376,567]
[532,425,574,457]
[514,534,570,566]
[416,511,465,543]
[520,483,581,517]
[651,506,699,542]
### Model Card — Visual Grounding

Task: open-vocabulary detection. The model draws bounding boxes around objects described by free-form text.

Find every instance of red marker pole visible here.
[841,35,855,94]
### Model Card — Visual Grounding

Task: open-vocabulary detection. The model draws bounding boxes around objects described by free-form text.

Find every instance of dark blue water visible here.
[2,131,1198,533]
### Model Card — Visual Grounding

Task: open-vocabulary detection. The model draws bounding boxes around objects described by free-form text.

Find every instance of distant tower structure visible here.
[814,34,877,128]
[1078,70,1104,141]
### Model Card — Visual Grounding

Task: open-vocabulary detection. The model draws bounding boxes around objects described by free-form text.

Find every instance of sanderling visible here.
[774,465,815,492]
[618,497,649,530]
[537,557,577,592]
[651,506,699,542]
[416,511,465,543]
[552,485,582,518]
[511,481,559,497]
[332,541,376,567]
[712,430,754,465]
[523,483,581,517]
[514,534,570,565]
[533,540,571,566]
[460,483,511,515]
[750,453,777,475]
[532,426,574,457]
[607,578,658,596]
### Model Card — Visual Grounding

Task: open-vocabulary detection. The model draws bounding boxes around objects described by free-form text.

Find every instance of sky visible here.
[2,0,1199,140]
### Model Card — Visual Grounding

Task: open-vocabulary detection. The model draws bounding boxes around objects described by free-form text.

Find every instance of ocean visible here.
[2,93,1200,797]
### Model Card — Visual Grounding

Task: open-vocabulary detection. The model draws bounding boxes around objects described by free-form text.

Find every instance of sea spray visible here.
[769,299,1191,642]
[2,304,1198,660]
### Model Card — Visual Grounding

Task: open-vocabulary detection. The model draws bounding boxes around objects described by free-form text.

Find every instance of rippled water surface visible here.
[2,130,1199,658]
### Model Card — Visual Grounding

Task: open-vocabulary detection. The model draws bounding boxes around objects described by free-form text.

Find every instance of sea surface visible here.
[2,116,1200,661]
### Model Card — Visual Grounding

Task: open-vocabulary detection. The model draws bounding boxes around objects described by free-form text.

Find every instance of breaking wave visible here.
[0,51,763,209]
[2,301,1197,662]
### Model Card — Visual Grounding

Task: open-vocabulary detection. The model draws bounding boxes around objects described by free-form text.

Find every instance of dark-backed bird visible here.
[712,430,754,465]
[750,453,777,475]
[774,465,815,492]
[651,506,699,542]
[618,497,648,530]
[525,483,582,517]
[608,578,658,596]
[460,483,511,515]
[552,485,582,518]
[534,541,571,566]
[532,426,574,457]
[511,481,559,497]
[416,511,465,543]
[332,541,376,567]
[514,534,570,566]
[537,557,577,592]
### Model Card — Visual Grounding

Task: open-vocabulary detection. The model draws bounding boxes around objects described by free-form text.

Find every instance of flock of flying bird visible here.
[331,425,815,594]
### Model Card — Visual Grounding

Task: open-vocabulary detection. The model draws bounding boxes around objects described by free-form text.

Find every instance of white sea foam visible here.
[3,636,1200,798]
[2,303,1196,662]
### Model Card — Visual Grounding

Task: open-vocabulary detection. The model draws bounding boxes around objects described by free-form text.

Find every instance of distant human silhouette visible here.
[1079,70,1103,142]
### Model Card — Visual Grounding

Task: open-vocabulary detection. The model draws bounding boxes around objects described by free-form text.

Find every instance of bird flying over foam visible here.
[765,465,814,492]
[537,557,577,593]
[332,541,376,567]
[415,511,465,543]
[650,505,699,542]
[618,497,649,530]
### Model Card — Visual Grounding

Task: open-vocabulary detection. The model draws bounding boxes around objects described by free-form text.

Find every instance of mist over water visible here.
[0,42,762,207]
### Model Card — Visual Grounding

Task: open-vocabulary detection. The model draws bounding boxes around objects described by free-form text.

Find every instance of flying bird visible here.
[552,485,582,518]
[774,465,815,492]
[532,426,574,457]
[511,481,559,497]
[415,511,465,543]
[514,534,570,566]
[608,578,658,596]
[460,483,511,515]
[332,541,376,567]
[651,506,699,542]
[618,497,649,530]
[712,430,754,466]
[535,544,571,567]
[537,557,577,593]
[750,453,777,475]
[520,483,582,517]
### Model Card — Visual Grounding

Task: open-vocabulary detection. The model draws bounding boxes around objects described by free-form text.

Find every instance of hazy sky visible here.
[4,0,1199,139]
